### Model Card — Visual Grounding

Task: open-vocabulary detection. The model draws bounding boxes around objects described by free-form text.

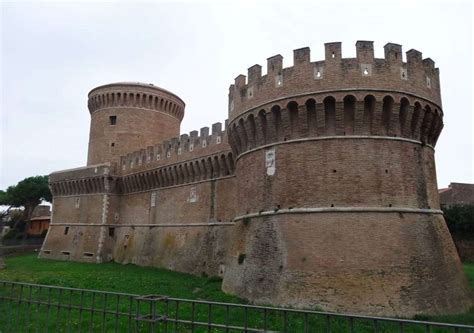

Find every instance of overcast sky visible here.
[1,1,473,190]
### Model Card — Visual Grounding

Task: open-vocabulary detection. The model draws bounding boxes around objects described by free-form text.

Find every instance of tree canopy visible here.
[0,175,51,221]
[443,204,474,234]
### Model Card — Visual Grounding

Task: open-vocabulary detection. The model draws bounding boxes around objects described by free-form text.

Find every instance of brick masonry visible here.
[40,41,471,317]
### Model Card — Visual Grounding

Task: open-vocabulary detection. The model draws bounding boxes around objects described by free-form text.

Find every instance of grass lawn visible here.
[0,254,473,332]
[0,254,243,304]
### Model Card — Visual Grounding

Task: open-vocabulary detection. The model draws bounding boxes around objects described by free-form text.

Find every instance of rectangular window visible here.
[108,227,115,237]
[109,116,117,125]
[64,227,69,235]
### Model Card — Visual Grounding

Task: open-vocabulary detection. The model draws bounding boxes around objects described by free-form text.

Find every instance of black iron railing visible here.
[0,280,473,332]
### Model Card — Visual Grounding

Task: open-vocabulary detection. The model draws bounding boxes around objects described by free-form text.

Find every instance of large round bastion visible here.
[221,41,471,316]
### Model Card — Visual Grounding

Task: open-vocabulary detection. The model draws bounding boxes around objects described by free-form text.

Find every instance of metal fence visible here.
[0,280,473,332]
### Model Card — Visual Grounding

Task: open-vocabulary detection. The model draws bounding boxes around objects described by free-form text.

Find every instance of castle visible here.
[40,41,472,317]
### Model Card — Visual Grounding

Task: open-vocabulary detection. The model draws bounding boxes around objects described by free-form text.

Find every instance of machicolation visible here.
[41,41,471,317]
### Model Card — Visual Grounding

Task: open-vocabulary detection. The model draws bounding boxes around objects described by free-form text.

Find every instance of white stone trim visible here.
[233,207,443,221]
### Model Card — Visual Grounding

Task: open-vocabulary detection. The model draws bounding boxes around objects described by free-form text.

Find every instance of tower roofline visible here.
[88,82,185,105]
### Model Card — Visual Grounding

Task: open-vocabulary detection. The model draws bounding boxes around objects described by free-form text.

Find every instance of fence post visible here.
[135,294,169,332]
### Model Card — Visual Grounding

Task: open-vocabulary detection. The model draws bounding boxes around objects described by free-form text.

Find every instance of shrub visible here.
[443,205,474,234]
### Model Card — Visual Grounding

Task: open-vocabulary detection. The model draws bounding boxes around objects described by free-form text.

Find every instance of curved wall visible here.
[222,42,471,316]
[87,83,185,165]
[222,212,470,317]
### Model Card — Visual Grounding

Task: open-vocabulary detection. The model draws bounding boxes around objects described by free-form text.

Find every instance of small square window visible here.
[109,116,117,125]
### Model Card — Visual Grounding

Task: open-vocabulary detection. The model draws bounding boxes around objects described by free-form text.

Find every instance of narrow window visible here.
[108,227,115,237]
[109,116,117,125]
[64,227,69,235]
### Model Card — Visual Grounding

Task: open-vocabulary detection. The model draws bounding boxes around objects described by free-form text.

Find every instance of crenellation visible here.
[115,120,231,176]
[325,42,342,61]
[423,58,435,72]
[200,126,210,138]
[355,40,374,63]
[384,43,403,64]
[212,122,223,135]
[267,54,283,74]
[234,75,246,88]
[229,42,443,122]
[248,65,262,83]
[406,49,422,64]
[293,47,311,65]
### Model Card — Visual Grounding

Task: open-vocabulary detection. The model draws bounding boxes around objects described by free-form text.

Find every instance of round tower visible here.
[86,82,185,165]
[222,41,471,316]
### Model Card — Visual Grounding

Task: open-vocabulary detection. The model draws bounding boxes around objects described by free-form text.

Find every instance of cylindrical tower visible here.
[86,82,185,165]
[222,42,471,316]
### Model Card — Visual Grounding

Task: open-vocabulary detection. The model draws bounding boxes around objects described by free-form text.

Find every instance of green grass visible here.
[0,254,473,332]
[0,254,242,303]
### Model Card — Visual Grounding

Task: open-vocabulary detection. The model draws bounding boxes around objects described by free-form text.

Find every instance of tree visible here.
[443,204,474,235]
[0,176,52,224]
[0,176,51,269]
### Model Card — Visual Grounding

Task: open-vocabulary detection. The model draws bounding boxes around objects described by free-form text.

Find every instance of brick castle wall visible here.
[40,41,471,317]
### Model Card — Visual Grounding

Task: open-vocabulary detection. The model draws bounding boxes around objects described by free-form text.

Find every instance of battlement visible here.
[49,164,117,196]
[229,41,441,121]
[118,121,230,175]
[88,82,185,121]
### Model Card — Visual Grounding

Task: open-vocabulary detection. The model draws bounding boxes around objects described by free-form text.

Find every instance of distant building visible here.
[439,183,474,208]
[26,205,51,237]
